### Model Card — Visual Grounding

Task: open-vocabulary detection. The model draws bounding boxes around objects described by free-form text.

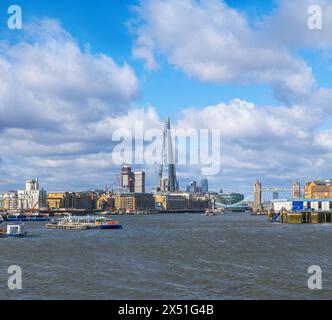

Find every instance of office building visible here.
[121,165,146,194]
[134,172,146,193]
[158,118,178,192]
[155,193,186,210]
[17,179,47,210]
[114,193,155,212]
[0,192,18,211]
[47,192,95,210]
[200,179,209,193]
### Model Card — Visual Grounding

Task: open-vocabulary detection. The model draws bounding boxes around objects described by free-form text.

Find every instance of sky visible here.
[0,0,332,197]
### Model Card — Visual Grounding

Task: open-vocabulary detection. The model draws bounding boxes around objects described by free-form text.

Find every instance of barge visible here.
[270,210,332,224]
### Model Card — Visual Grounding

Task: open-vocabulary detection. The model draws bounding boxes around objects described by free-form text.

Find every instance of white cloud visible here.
[0,18,143,190]
[133,0,317,103]
[261,0,332,49]
[0,19,139,132]
[1,10,332,195]
[173,94,332,193]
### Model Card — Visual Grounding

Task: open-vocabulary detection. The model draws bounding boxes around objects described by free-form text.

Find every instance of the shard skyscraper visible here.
[158,118,178,192]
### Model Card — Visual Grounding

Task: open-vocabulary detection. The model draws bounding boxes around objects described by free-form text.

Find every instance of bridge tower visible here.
[254,180,262,213]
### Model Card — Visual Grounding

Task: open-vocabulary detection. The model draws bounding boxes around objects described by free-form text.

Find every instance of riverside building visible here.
[47,192,95,210]
[0,192,18,211]
[114,193,155,213]
[17,179,47,210]
[305,180,332,198]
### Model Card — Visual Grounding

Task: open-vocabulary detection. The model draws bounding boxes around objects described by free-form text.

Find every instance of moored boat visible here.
[92,217,123,229]
[7,214,50,222]
[0,223,27,238]
[46,216,123,230]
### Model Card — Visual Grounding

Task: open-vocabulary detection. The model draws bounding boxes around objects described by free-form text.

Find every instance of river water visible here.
[0,213,331,300]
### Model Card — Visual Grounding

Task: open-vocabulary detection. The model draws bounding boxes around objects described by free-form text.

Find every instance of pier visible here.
[270,211,332,224]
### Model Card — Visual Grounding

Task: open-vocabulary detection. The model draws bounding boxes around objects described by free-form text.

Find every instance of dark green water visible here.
[0,214,331,300]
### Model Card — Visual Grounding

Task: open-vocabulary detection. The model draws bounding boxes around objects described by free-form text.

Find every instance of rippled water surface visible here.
[0,214,331,300]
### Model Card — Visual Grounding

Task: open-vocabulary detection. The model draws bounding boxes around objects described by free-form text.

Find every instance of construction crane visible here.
[104,176,121,193]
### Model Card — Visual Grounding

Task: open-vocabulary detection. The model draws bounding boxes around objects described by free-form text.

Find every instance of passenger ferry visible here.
[0,223,27,238]
[7,213,50,222]
[46,216,123,230]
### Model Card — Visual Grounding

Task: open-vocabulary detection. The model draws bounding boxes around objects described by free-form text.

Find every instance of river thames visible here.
[0,213,331,300]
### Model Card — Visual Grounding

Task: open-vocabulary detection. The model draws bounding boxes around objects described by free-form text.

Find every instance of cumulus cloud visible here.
[0,18,143,190]
[1,8,332,195]
[173,93,332,194]
[133,0,318,103]
[261,0,332,49]
[0,19,139,132]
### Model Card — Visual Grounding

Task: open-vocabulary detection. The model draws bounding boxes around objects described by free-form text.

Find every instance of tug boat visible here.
[46,216,123,230]
[0,223,27,238]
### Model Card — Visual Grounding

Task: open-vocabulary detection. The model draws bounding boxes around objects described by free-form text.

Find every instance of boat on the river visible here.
[46,216,123,230]
[204,208,224,216]
[204,209,218,216]
[0,223,27,238]
[7,213,50,222]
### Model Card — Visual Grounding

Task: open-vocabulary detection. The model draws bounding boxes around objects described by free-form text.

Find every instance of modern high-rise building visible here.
[200,179,209,193]
[186,179,209,194]
[187,181,200,193]
[158,118,178,192]
[121,165,134,193]
[121,165,146,194]
[134,172,146,193]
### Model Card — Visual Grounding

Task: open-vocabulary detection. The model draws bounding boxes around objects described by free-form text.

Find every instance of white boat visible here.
[204,210,218,216]
[0,223,27,238]
[204,208,225,216]
[46,216,123,230]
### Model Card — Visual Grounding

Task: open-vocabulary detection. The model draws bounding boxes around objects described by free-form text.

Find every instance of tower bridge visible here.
[253,180,301,213]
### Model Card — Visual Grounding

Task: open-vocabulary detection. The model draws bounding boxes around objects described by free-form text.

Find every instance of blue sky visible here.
[0,0,332,196]
[0,0,280,117]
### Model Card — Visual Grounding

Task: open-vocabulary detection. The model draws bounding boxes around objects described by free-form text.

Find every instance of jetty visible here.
[270,210,332,224]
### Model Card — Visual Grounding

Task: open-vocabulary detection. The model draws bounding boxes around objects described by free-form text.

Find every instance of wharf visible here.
[270,211,332,224]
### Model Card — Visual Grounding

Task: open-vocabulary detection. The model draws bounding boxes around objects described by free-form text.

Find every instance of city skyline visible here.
[1,1,332,195]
